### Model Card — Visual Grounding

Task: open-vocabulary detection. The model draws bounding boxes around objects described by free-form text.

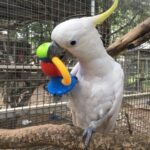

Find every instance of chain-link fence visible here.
[0,0,149,140]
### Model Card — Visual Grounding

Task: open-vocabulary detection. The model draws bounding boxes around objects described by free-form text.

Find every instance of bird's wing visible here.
[108,64,124,117]
[88,64,124,131]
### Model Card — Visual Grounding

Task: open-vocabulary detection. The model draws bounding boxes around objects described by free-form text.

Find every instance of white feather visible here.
[70,60,124,132]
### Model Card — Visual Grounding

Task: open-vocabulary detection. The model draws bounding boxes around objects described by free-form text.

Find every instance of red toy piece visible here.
[41,62,61,77]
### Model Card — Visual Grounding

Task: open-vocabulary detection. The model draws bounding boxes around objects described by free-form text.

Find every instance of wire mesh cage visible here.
[0,0,93,129]
[0,0,149,144]
[116,44,150,135]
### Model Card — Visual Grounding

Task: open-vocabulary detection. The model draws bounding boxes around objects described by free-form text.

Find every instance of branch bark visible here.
[127,31,150,49]
[107,17,150,56]
[0,124,83,149]
[0,124,149,150]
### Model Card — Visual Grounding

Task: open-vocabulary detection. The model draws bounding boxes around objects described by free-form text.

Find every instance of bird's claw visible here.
[82,127,94,148]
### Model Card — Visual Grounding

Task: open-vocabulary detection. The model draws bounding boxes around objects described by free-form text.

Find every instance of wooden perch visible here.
[107,17,150,56]
[127,31,150,49]
[0,124,149,149]
[0,124,82,149]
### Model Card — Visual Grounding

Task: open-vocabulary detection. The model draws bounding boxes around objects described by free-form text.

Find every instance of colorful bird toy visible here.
[36,42,77,96]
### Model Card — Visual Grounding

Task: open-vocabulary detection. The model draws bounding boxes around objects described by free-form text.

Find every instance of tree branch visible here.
[125,113,133,135]
[0,124,82,149]
[107,17,150,56]
[127,31,150,49]
[0,124,149,149]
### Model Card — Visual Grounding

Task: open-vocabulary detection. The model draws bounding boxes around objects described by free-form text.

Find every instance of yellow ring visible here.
[52,57,71,86]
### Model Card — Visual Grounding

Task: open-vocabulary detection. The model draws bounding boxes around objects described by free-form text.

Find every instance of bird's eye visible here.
[70,40,77,46]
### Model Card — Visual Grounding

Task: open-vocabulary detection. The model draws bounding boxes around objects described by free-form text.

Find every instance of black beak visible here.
[47,41,65,60]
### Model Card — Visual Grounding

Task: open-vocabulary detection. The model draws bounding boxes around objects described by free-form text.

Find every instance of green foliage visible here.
[17,21,52,50]
[14,0,150,49]
[111,0,150,42]
[97,0,150,44]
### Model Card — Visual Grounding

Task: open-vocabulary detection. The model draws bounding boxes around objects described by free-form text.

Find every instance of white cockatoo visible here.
[48,0,124,146]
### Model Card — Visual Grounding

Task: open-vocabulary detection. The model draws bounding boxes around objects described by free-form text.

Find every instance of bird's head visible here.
[50,0,119,62]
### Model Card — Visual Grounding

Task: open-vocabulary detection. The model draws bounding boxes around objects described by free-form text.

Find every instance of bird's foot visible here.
[82,126,94,149]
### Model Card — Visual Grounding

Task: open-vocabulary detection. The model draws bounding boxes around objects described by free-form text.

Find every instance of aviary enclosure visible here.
[0,0,150,149]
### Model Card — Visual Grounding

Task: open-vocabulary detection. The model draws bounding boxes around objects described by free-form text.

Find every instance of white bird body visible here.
[51,17,124,132]
[70,58,124,132]
[51,0,123,144]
